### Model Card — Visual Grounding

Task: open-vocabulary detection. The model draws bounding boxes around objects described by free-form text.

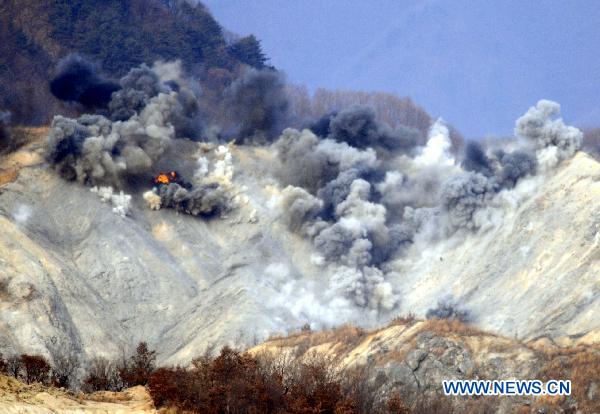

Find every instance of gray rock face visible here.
[252,321,595,414]
[393,152,600,341]
[0,140,598,366]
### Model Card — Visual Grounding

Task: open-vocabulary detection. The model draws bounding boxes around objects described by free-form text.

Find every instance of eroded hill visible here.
[0,127,598,367]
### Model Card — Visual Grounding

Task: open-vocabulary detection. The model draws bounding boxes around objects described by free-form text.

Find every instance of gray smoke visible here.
[44,58,584,320]
[515,99,582,162]
[46,92,176,185]
[495,150,538,189]
[224,68,289,143]
[109,62,204,140]
[272,100,582,312]
[426,297,472,323]
[274,128,378,193]
[50,54,119,110]
[280,186,323,232]
[156,182,229,217]
[45,60,214,186]
[109,64,166,121]
[328,105,421,153]
[462,141,493,176]
[441,172,494,230]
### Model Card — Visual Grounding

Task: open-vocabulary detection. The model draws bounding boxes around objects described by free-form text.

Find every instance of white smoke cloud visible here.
[91,186,132,217]
[414,119,455,167]
[12,204,32,224]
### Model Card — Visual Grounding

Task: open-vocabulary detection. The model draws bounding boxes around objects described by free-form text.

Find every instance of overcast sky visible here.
[204,0,600,138]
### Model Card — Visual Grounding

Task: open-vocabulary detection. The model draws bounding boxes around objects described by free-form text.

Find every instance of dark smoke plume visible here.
[426,297,472,323]
[462,141,493,176]
[156,182,229,217]
[45,92,176,186]
[328,105,420,153]
[108,64,166,121]
[308,111,337,137]
[441,172,493,230]
[495,150,537,189]
[109,62,204,140]
[224,68,289,143]
[271,100,582,312]
[50,54,120,109]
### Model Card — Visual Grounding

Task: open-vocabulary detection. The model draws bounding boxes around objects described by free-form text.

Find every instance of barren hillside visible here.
[0,126,597,366]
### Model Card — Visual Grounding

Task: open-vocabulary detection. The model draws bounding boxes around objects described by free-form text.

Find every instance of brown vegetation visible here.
[19,354,51,385]
[83,341,157,392]
[147,346,403,414]
[534,349,600,413]
[0,320,597,413]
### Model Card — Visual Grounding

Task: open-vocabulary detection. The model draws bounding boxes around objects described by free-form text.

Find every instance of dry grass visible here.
[266,324,367,356]
[0,125,47,187]
[0,169,18,186]
[420,318,491,338]
[389,313,417,327]
[85,389,134,403]
[532,349,600,413]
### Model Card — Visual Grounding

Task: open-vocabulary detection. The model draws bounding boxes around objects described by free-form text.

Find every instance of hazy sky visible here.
[203,0,600,138]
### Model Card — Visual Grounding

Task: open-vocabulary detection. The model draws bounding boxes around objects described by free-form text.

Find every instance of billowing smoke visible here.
[45,93,176,185]
[328,105,420,153]
[143,145,235,217]
[274,128,378,193]
[462,141,492,176]
[45,59,214,187]
[91,186,132,217]
[280,186,323,232]
[426,296,472,323]
[0,111,12,152]
[43,55,584,327]
[515,99,582,169]
[109,61,204,140]
[441,172,494,230]
[50,54,119,109]
[224,68,289,143]
[155,182,228,216]
[272,100,581,314]
[108,64,165,121]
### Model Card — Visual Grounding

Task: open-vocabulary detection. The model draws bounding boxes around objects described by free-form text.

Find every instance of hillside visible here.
[0,125,597,366]
[0,0,266,124]
[251,319,600,413]
[0,375,155,413]
[0,319,597,413]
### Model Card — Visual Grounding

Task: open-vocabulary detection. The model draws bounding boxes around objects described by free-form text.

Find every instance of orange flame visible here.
[154,171,178,185]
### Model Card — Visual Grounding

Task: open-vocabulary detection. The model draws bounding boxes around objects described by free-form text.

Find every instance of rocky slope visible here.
[0,128,598,368]
[251,319,600,413]
[390,150,600,341]
[1,319,597,413]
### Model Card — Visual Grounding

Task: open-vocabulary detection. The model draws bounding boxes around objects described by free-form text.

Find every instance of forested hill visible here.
[0,0,267,124]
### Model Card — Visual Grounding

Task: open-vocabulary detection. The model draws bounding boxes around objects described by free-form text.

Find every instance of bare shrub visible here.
[389,314,417,327]
[5,355,22,378]
[50,353,79,389]
[20,354,51,384]
[118,342,157,387]
[83,357,121,392]
[148,346,408,414]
